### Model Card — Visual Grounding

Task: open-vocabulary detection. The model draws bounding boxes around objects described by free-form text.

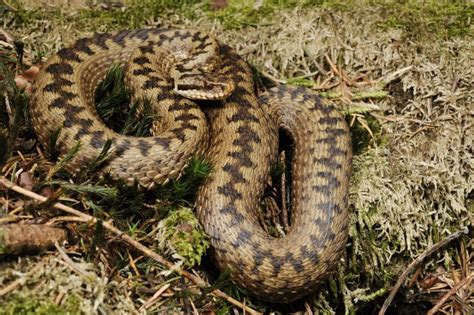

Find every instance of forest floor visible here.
[0,0,472,314]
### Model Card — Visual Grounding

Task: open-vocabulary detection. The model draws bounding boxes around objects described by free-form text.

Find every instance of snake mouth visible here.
[174,81,234,100]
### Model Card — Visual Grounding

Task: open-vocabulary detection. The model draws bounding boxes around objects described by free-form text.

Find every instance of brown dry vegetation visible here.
[0,0,472,314]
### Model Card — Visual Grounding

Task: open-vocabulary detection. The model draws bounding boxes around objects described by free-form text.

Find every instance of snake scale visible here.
[30,28,352,303]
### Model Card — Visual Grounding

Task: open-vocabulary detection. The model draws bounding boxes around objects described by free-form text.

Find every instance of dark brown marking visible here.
[170,127,186,142]
[64,105,85,119]
[300,244,320,265]
[313,157,342,169]
[50,91,77,109]
[168,102,196,111]
[326,128,347,137]
[270,255,283,277]
[228,111,259,123]
[43,78,74,93]
[115,139,131,157]
[236,126,261,144]
[51,97,68,109]
[329,146,348,156]
[45,62,74,75]
[133,56,150,65]
[220,203,237,215]
[232,229,251,248]
[73,38,94,55]
[139,44,154,54]
[72,118,94,140]
[59,91,78,100]
[310,234,326,249]
[319,117,339,125]
[131,28,151,40]
[222,163,247,183]
[175,83,202,91]
[153,137,171,149]
[231,86,252,99]
[228,150,254,167]
[111,30,129,46]
[180,122,198,131]
[133,67,153,76]
[92,33,111,50]
[315,137,333,144]
[143,79,158,89]
[217,183,243,201]
[196,40,212,51]
[286,253,304,273]
[57,48,82,62]
[137,139,152,156]
[302,92,315,103]
[174,113,200,122]
[320,102,336,113]
[191,31,202,41]
[316,202,338,219]
[289,86,305,100]
[314,218,325,229]
[277,86,286,99]
[220,203,245,225]
[90,131,106,149]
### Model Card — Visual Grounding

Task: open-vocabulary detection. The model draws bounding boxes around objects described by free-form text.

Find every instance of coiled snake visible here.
[30,28,352,303]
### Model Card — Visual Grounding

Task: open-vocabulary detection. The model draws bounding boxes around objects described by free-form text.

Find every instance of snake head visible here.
[171,67,235,101]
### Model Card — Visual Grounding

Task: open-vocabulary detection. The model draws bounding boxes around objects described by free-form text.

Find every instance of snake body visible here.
[30,28,352,302]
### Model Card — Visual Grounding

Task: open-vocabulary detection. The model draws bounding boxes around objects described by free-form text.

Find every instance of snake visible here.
[30,28,352,303]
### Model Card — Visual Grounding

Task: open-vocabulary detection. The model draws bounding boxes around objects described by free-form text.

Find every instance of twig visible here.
[427,273,473,315]
[0,1,18,12]
[46,215,92,225]
[259,70,287,84]
[0,176,262,315]
[325,54,353,87]
[379,66,413,86]
[378,227,469,315]
[0,223,67,255]
[55,241,93,278]
[139,283,171,311]
[304,302,314,315]
[279,151,289,232]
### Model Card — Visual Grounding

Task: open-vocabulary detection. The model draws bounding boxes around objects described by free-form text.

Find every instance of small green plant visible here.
[0,61,30,165]
[95,64,154,137]
[0,295,81,315]
[158,207,210,267]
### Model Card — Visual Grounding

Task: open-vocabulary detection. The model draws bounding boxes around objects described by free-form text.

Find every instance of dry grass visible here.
[1,0,472,313]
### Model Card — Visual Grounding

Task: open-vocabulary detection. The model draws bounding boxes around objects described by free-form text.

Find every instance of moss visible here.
[0,295,81,315]
[160,207,210,267]
[208,0,352,29]
[2,0,45,27]
[348,114,382,155]
[0,227,6,255]
[6,0,204,33]
[375,1,473,39]
[287,77,315,87]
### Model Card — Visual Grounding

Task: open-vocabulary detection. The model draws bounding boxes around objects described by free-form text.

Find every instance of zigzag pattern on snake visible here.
[30,28,352,303]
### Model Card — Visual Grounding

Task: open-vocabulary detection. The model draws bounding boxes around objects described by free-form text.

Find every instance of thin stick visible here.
[378,227,468,315]
[55,242,93,278]
[259,70,287,84]
[139,283,171,311]
[427,273,473,315]
[280,151,289,232]
[0,177,261,315]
